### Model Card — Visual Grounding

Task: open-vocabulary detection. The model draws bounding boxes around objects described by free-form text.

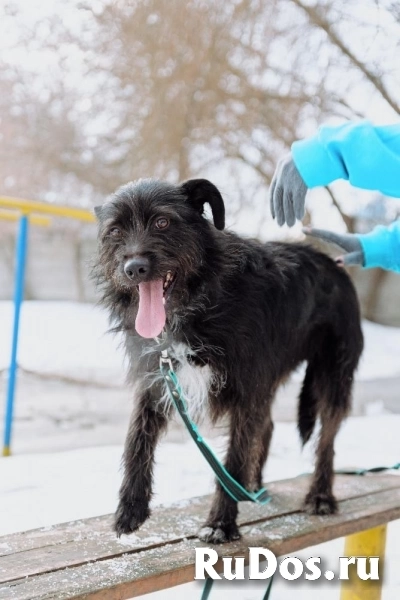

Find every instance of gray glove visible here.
[269,154,308,227]
[303,227,365,266]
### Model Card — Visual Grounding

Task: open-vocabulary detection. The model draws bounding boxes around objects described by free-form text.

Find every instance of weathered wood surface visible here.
[1,474,399,600]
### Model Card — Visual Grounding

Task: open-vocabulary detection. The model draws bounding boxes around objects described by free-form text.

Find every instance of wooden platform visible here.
[1,474,400,600]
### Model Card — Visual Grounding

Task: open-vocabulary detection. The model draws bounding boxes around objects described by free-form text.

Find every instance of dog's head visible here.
[94,178,225,338]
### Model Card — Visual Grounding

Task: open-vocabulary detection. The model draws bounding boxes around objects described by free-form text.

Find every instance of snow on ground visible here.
[358,320,400,380]
[0,302,400,598]
[0,301,126,385]
[0,301,400,383]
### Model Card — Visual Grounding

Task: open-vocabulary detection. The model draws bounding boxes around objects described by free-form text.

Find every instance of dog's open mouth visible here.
[135,271,176,339]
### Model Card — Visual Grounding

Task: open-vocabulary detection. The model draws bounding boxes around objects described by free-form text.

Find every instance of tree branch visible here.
[291,0,400,115]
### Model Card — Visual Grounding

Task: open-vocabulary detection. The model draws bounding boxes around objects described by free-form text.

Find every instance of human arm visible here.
[269,122,400,227]
[292,121,400,197]
[303,221,400,273]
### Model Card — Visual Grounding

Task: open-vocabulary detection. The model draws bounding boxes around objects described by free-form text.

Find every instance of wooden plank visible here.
[1,475,400,584]
[1,486,400,600]
[1,474,398,557]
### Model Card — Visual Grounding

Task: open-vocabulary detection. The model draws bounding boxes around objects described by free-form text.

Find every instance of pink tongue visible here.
[135,279,166,338]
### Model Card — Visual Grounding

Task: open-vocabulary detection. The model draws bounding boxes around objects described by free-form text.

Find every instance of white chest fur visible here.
[158,343,221,421]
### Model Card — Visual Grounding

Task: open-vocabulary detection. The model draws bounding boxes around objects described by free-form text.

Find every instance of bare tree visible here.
[2,0,399,206]
[1,0,399,318]
[77,0,355,191]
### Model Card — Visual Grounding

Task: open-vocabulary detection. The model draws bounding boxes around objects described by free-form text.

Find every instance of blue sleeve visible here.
[291,121,400,198]
[358,221,400,272]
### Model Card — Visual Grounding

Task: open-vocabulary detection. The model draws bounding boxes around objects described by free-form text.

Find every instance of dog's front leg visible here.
[199,482,240,544]
[115,390,168,536]
[199,407,268,544]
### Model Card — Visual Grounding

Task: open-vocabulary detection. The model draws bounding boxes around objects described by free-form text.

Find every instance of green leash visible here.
[200,578,213,600]
[159,349,270,505]
[159,344,271,599]
[262,575,274,600]
[200,574,274,600]
[336,463,400,475]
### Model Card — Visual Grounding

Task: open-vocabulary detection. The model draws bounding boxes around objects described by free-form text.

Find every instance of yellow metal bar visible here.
[0,209,51,227]
[340,524,387,600]
[0,196,95,222]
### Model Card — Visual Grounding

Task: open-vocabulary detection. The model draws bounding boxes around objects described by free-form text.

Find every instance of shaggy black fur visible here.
[93,178,363,544]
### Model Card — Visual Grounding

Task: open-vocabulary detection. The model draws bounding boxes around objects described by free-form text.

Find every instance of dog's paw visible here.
[114,499,150,536]
[198,522,241,544]
[303,492,338,516]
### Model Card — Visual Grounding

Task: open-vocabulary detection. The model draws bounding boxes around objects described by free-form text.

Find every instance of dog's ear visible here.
[181,179,225,230]
[94,205,103,220]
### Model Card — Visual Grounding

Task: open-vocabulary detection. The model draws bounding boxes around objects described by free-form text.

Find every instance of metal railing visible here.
[0,196,95,456]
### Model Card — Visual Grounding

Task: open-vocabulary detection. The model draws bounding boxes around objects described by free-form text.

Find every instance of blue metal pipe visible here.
[3,215,29,456]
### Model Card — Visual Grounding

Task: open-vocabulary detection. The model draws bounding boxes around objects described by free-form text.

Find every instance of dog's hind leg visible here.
[304,404,344,515]
[114,389,169,536]
[199,403,272,544]
[304,340,357,516]
[253,409,274,490]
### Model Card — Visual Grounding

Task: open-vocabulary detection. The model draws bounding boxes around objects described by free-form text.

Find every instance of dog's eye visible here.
[155,217,169,230]
[109,227,121,237]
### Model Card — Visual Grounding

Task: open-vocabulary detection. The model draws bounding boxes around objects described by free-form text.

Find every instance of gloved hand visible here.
[269,154,308,227]
[303,227,365,266]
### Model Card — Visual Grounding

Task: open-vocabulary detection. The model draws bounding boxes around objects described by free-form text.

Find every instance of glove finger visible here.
[294,187,306,220]
[337,250,365,267]
[303,227,350,251]
[274,185,285,226]
[283,191,296,227]
[269,176,277,219]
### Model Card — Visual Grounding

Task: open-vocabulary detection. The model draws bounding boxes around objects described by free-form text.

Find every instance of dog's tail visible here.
[297,363,318,445]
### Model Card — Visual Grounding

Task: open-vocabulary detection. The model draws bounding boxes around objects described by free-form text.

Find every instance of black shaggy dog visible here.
[93,178,363,544]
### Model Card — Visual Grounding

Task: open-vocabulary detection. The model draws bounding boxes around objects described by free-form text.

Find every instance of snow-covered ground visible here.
[1,301,400,383]
[0,301,400,599]
[0,302,126,385]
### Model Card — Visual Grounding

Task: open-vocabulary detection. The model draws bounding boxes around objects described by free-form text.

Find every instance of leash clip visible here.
[159,349,173,372]
[154,329,173,371]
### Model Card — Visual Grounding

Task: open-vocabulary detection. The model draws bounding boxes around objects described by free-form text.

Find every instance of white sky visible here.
[1,0,400,231]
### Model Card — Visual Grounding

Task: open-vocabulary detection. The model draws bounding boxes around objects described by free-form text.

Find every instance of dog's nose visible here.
[124,257,150,281]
